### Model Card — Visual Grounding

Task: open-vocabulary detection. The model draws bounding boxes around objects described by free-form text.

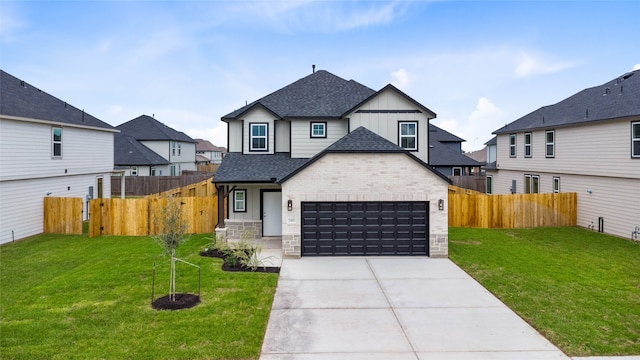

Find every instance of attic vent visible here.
[603,87,610,95]
[20,80,25,88]
[620,85,624,95]
[622,72,634,80]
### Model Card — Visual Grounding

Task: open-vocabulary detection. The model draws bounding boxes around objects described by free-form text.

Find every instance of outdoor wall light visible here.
[438,199,444,211]
[287,199,293,211]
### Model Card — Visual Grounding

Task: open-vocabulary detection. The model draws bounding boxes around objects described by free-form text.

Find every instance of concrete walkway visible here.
[261,257,570,359]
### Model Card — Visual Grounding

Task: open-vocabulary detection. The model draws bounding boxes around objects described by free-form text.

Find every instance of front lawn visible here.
[0,233,278,360]
[449,226,640,357]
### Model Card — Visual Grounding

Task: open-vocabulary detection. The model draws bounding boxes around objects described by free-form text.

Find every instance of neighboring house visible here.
[0,70,117,244]
[195,138,226,164]
[115,115,197,176]
[428,123,484,176]
[487,69,640,239]
[214,69,451,258]
[483,136,497,193]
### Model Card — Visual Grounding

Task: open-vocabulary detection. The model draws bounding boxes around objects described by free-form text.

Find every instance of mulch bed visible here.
[152,293,200,310]
[200,249,280,273]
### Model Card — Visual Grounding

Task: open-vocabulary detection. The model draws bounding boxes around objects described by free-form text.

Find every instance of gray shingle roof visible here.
[325,126,405,152]
[429,123,464,142]
[222,70,376,120]
[117,115,196,143]
[494,69,640,134]
[213,152,309,183]
[114,133,169,166]
[0,70,114,130]
[428,123,483,167]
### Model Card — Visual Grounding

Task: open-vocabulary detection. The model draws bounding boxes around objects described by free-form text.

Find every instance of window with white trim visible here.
[486,175,493,194]
[52,127,62,158]
[250,123,268,151]
[545,130,555,158]
[524,132,532,157]
[399,122,418,150]
[172,142,176,156]
[310,122,326,138]
[131,166,138,176]
[452,167,463,176]
[524,174,540,194]
[553,177,560,193]
[233,189,246,212]
[632,121,640,158]
[178,143,181,156]
[509,134,516,157]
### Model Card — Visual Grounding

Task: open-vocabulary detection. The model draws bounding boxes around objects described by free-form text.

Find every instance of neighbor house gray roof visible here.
[222,70,376,120]
[428,124,483,167]
[195,138,226,152]
[117,115,196,143]
[429,123,464,143]
[494,69,640,134]
[484,136,497,145]
[0,70,114,131]
[213,152,309,183]
[114,133,169,166]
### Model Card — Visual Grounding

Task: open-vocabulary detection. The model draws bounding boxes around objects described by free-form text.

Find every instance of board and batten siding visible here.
[226,183,280,221]
[487,169,639,239]
[0,118,114,244]
[495,119,640,179]
[241,107,276,155]
[290,119,348,158]
[346,88,431,163]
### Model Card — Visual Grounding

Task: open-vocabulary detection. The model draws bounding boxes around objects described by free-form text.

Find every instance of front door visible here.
[262,191,282,236]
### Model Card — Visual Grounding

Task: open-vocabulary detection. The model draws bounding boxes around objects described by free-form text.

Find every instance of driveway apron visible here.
[260,257,569,360]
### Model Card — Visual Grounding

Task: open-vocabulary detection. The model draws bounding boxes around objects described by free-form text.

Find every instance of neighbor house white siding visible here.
[346,89,431,163]
[290,119,348,158]
[0,117,114,244]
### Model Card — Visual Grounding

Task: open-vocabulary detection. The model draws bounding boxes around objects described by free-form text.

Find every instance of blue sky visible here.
[2,1,639,151]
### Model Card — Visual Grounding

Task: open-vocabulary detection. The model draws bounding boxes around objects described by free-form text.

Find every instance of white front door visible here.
[262,191,282,236]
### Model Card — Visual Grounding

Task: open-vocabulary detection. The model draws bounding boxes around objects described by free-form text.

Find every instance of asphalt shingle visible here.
[116,115,195,142]
[213,153,309,183]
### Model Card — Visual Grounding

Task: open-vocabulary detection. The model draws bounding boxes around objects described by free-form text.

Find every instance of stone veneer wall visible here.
[219,219,262,241]
[281,153,449,258]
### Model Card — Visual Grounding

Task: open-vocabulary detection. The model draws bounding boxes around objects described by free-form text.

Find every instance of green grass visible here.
[0,233,278,360]
[449,226,640,357]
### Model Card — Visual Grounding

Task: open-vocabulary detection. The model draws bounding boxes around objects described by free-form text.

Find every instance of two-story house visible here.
[0,70,117,244]
[214,69,451,258]
[115,115,197,176]
[428,123,484,177]
[486,69,640,239]
[195,138,226,165]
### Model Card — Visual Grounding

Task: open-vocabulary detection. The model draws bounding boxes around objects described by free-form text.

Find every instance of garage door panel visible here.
[301,201,429,256]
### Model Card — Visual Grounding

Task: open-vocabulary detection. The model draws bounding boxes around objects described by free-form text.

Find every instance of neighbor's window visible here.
[632,121,640,158]
[486,176,493,194]
[399,122,418,150]
[131,166,138,176]
[509,134,516,157]
[525,174,540,194]
[452,167,463,176]
[178,143,181,156]
[546,130,555,158]
[553,177,560,193]
[172,141,176,156]
[234,189,246,212]
[524,132,532,157]
[310,122,327,138]
[52,127,62,158]
[250,123,268,151]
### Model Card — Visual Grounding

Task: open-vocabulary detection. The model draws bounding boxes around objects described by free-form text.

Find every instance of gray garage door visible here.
[301,201,429,256]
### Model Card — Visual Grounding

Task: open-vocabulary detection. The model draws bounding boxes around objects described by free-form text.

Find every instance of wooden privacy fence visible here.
[43,197,83,235]
[111,175,214,197]
[88,196,218,237]
[147,177,216,198]
[448,192,577,228]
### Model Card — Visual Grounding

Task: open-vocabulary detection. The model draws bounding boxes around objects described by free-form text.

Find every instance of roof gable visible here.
[117,115,195,143]
[494,69,640,134]
[0,70,114,130]
[343,84,437,118]
[222,70,376,120]
[114,133,169,166]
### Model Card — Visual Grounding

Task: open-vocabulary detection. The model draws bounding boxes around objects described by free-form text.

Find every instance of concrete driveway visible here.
[260,257,569,360]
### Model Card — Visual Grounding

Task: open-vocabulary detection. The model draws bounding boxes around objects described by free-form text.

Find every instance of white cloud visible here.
[514,52,576,78]
[633,64,640,71]
[186,122,228,148]
[391,68,411,89]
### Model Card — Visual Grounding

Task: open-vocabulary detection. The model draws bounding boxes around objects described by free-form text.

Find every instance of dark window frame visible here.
[632,121,640,158]
[553,176,560,193]
[249,123,269,152]
[233,189,247,213]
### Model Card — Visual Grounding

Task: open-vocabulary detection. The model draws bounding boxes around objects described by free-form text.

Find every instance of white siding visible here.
[275,120,291,153]
[290,120,348,158]
[241,108,276,155]
[227,121,243,153]
[139,140,170,159]
[346,89,431,163]
[138,140,196,174]
[488,169,639,239]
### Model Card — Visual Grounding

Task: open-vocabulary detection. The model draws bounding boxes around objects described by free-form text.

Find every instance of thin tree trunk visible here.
[170,249,176,302]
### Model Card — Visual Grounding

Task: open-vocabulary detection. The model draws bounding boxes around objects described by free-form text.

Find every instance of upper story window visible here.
[310,122,327,138]
[632,121,640,158]
[52,127,62,158]
[524,133,532,157]
[250,123,268,151]
[545,130,555,158]
[178,143,181,156]
[172,141,176,156]
[399,122,418,151]
[509,134,516,157]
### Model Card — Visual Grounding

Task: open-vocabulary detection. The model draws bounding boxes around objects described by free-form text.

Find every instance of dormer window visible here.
[250,123,268,151]
[310,122,326,138]
[399,122,418,151]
